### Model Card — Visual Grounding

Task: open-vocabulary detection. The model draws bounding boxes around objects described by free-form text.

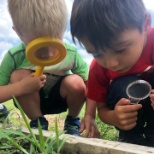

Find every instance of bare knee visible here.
[71,79,86,95]
[61,75,86,97]
[10,69,32,83]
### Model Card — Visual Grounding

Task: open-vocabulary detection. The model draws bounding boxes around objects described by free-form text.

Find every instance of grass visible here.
[0,97,67,154]
[4,99,118,141]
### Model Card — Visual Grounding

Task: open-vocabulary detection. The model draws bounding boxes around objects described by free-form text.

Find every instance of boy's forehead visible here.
[81,29,134,50]
[112,29,141,48]
[112,39,132,49]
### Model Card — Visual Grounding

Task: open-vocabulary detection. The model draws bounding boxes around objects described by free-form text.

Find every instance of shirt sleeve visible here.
[0,51,15,85]
[87,59,110,102]
[71,50,89,81]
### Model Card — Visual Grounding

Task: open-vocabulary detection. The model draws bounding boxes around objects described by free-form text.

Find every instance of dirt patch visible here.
[9,109,65,131]
[45,114,65,131]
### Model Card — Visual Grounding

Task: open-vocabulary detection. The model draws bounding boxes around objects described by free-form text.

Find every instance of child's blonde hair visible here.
[8,0,68,39]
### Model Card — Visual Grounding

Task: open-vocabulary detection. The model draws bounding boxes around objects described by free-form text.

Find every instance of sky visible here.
[0,0,154,65]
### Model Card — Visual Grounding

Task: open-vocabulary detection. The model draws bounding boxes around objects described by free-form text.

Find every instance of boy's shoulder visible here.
[149,28,154,40]
[64,42,77,52]
[9,42,25,55]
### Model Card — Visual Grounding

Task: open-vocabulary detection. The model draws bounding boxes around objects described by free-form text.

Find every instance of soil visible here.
[45,114,65,131]
[9,109,65,131]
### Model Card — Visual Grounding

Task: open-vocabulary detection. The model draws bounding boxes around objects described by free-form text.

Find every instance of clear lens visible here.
[126,80,152,104]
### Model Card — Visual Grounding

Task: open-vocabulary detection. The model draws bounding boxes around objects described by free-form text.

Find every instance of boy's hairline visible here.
[74,26,145,55]
[71,0,147,53]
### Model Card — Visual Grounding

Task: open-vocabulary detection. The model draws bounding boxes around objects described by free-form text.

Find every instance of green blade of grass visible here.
[55,116,59,152]
[5,135,29,154]
[13,96,41,148]
[37,119,46,153]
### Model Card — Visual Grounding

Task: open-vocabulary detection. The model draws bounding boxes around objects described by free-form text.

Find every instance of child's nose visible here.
[105,58,119,70]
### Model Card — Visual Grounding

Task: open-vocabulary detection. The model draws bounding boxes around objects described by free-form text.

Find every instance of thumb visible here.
[39,74,47,81]
[116,98,131,106]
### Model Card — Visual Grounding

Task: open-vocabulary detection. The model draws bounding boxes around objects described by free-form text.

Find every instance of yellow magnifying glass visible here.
[26,37,66,77]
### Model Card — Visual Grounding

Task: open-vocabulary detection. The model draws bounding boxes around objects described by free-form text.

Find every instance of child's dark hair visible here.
[71,0,146,52]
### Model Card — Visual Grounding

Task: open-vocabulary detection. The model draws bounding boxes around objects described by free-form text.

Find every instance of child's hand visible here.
[113,98,142,130]
[150,90,154,109]
[19,73,46,94]
[79,115,100,138]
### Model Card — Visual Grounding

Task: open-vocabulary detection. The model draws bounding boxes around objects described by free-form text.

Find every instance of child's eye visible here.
[115,49,125,54]
[92,53,103,58]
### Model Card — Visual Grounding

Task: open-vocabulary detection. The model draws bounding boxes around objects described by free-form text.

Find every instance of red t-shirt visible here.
[87,28,154,102]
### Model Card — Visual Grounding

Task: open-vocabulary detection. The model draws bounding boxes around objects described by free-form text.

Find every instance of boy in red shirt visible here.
[71,0,154,146]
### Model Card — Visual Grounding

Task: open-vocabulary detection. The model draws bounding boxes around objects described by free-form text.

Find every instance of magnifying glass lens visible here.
[126,80,152,104]
[34,47,59,60]
[128,83,151,98]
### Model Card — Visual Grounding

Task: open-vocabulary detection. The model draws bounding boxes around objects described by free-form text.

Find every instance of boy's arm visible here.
[85,98,97,118]
[0,51,46,102]
[97,98,142,130]
[0,82,27,102]
[0,74,46,102]
[80,98,100,138]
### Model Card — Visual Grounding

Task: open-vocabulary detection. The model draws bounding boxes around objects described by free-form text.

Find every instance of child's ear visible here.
[143,13,152,34]
[12,26,21,38]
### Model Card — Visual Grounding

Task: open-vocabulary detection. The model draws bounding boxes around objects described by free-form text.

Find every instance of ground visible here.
[4,99,67,131]
[9,108,66,131]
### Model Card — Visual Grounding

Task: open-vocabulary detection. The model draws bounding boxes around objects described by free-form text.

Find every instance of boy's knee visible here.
[10,69,32,83]
[61,75,86,96]
[70,76,86,93]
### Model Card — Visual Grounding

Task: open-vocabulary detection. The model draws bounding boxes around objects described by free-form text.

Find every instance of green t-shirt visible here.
[0,42,89,96]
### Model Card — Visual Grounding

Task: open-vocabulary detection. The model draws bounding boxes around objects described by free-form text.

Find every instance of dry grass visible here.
[4,99,67,131]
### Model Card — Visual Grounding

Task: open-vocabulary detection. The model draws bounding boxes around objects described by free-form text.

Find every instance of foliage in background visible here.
[95,114,118,141]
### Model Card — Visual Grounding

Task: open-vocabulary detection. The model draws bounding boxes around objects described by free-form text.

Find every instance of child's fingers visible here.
[40,74,46,80]
[150,93,154,100]
[151,103,154,109]
[89,126,100,138]
[83,124,91,137]
[150,94,154,109]
[116,98,142,112]
[151,89,154,94]
[116,98,131,106]
[79,122,85,133]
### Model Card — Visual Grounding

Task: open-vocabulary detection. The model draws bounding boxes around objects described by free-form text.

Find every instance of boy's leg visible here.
[10,70,48,130]
[106,75,149,146]
[60,74,86,117]
[0,104,9,123]
[44,74,86,136]
[60,74,86,136]
[40,74,86,136]
[141,100,154,147]
[143,75,154,146]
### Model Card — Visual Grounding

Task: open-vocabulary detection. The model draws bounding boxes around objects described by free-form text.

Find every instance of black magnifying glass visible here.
[126,80,152,104]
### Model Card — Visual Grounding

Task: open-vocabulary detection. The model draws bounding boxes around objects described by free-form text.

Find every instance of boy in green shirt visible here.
[0,0,88,136]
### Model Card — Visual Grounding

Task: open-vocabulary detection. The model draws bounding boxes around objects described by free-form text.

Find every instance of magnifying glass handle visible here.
[34,66,44,77]
[130,99,140,104]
